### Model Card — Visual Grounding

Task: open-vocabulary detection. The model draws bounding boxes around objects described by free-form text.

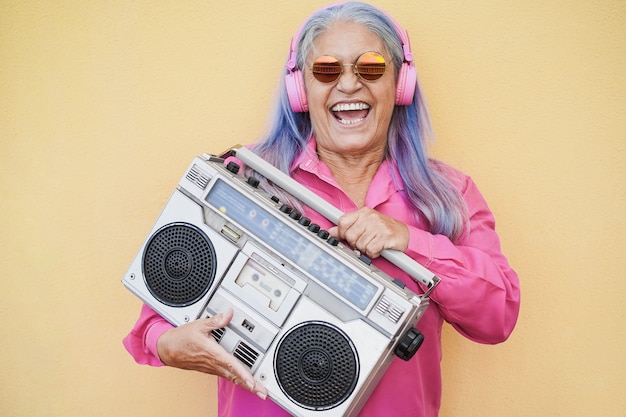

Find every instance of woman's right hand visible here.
[156,309,268,400]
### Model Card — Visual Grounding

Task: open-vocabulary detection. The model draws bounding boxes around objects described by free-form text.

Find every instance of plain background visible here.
[1,1,624,416]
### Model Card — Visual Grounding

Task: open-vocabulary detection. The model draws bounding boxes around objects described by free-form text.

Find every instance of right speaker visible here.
[274,321,360,411]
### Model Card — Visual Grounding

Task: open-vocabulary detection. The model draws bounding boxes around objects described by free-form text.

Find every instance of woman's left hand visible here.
[328,207,409,258]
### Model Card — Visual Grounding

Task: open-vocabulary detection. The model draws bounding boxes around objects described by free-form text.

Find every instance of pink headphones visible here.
[285,3,417,113]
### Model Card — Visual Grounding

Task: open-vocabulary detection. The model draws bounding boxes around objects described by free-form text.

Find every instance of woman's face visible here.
[304,21,397,159]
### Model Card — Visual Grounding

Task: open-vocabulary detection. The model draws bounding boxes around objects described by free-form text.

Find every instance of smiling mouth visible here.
[331,102,370,125]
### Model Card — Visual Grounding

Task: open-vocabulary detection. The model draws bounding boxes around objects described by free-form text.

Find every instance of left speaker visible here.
[142,222,217,307]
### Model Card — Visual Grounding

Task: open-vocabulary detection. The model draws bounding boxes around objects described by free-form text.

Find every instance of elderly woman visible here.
[124,2,520,416]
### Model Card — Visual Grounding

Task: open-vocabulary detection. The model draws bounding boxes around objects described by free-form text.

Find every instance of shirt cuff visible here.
[145,320,175,364]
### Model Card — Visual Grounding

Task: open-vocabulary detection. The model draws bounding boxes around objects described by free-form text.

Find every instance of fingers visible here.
[157,309,267,400]
[203,312,268,399]
[201,311,268,398]
[220,351,268,400]
[204,308,234,330]
[331,208,409,258]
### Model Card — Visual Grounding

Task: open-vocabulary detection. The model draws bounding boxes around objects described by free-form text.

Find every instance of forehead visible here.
[308,21,387,59]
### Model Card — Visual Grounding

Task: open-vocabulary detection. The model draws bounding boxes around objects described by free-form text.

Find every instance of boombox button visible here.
[308,223,321,233]
[246,176,260,188]
[327,237,339,246]
[226,161,240,174]
[392,278,406,289]
[298,217,311,227]
[358,253,372,266]
[289,211,301,221]
[271,195,280,203]
[317,230,330,239]
[279,204,292,214]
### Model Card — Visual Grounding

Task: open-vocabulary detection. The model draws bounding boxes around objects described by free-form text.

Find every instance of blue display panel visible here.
[205,179,378,310]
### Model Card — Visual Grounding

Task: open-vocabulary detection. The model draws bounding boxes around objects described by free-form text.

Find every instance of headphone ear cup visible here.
[395,63,417,106]
[285,70,308,113]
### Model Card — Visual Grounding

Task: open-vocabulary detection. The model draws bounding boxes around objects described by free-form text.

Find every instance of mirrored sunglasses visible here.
[311,51,388,83]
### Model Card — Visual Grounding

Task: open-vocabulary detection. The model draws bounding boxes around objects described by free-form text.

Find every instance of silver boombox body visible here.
[122,147,440,417]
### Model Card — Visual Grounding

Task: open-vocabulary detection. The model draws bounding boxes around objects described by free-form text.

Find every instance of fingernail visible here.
[256,391,267,400]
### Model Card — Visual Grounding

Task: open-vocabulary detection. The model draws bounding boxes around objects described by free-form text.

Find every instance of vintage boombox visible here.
[122,146,440,417]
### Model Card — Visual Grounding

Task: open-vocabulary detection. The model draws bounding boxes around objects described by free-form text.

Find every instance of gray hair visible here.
[296,2,405,78]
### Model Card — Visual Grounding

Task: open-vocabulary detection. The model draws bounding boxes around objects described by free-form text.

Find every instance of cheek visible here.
[376,92,396,123]
[305,84,332,127]
[304,80,327,110]
[380,78,398,108]
[378,82,398,121]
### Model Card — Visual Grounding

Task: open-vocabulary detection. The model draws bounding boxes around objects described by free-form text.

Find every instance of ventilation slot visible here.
[375,295,404,323]
[211,327,225,343]
[233,341,259,369]
[375,296,390,315]
[186,164,211,189]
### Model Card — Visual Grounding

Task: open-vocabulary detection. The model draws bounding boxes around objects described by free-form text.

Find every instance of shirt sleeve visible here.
[122,304,173,366]
[404,175,521,344]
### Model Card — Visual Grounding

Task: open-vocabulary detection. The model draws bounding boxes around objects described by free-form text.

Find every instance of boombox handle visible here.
[223,146,440,293]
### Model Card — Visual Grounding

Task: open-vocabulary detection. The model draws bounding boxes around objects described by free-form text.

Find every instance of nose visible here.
[336,64,362,93]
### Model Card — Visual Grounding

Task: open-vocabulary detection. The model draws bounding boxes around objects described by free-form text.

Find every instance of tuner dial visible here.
[395,328,424,361]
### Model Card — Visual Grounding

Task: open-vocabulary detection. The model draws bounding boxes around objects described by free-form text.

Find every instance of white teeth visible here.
[331,102,369,125]
[338,117,365,125]
[331,102,370,111]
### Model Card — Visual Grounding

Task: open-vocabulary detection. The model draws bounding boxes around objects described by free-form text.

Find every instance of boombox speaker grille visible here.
[142,222,217,307]
[275,321,359,411]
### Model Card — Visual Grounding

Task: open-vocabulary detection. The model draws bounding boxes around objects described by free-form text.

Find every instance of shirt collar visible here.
[291,137,404,208]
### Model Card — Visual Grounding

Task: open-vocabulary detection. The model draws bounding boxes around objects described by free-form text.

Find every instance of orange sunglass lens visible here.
[312,56,342,83]
[355,52,386,81]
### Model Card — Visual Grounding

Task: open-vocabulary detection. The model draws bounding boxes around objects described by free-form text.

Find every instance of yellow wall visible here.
[1,1,624,416]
